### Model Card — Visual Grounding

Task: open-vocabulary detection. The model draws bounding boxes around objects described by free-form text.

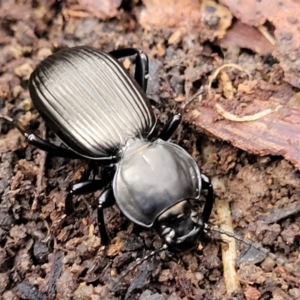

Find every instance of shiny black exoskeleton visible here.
[1,46,214,251]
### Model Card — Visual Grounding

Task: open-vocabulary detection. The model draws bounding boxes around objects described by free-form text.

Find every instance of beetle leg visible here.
[134,51,149,92]
[109,48,149,91]
[26,134,84,159]
[97,188,115,245]
[27,134,117,163]
[65,179,112,215]
[158,111,182,141]
[200,174,214,223]
[66,181,115,245]
[0,114,83,158]
[46,180,111,241]
[0,115,117,163]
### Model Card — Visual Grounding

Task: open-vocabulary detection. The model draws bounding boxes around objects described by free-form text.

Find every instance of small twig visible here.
[215,103,282,122]
[212,178,241,296]
[257,25,276,46]
[62,9,92,19]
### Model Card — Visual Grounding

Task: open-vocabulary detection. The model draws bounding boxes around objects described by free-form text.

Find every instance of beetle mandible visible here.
[1,46,214,251]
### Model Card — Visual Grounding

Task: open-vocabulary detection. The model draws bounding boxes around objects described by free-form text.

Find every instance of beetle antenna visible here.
[108,244,168,291]
[204,224,295,273]
[181,88,204,110]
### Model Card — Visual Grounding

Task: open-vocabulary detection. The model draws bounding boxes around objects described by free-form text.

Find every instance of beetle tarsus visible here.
[0,114,26,134]
[85,245,107,282]
[58,180,115,246]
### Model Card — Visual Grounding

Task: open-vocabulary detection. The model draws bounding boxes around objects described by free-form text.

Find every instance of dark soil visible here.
[0,1,300,300]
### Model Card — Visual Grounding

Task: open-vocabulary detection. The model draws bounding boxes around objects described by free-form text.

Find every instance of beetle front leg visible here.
[97,188,115,245]
[200,174,214,223]
[109,48,149,91]
[158,111,182,141]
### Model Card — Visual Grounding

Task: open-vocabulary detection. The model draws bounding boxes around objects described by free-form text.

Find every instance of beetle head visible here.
[155,200,204,251]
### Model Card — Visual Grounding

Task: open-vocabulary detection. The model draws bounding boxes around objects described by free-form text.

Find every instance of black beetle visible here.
[1,46,214,252]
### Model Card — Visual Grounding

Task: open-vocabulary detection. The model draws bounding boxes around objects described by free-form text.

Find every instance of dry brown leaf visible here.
[215,103,282,122]
[219,0,300,88]
[219,20,274,55]
[219,0,265,26]
[139,0,221,42]
[72,0,122,20]
[140,0,202,29]
[186,82,300,169]
[140,0,233,43]
[200,0,233,39]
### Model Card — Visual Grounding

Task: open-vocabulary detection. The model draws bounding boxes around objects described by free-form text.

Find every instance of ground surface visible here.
[0,1,300,300]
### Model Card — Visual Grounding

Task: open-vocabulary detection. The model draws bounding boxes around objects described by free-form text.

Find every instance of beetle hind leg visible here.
[0,114,84,158]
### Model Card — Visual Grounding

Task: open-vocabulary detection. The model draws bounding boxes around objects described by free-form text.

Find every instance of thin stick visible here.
[214,197,241,295]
